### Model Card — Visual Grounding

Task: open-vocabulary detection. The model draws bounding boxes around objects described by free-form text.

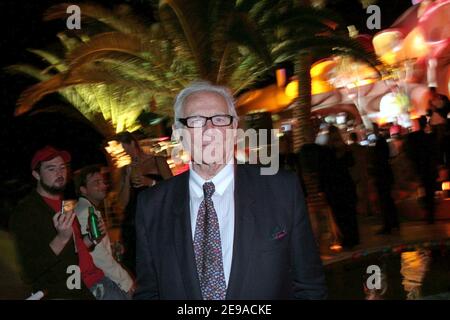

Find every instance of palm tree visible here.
[241,0,381,247]
[10,1,273,136]
[7,37,150,136]
[248,0,380,150]
[10,0,379,142]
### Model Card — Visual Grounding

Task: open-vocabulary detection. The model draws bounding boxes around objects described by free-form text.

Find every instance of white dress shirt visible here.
[189,163,235,287]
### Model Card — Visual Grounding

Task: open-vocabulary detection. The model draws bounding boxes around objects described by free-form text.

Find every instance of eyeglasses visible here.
[177,115,234,128]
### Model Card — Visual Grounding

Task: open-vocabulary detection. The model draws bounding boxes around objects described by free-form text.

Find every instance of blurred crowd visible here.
[280,87,450,250]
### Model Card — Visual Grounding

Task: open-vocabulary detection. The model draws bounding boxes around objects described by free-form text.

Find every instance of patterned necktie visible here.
[193,181,227,300]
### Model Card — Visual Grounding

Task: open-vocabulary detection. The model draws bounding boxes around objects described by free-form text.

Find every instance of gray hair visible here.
[173,81,239,128]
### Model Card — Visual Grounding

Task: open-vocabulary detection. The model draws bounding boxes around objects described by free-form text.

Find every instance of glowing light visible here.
[330,56,379,90]
[285,60,337,98]
[166,158,176,169]
[311,60,336,78]
[345,78,376,89]
[400,27,429,60]
[276,68,286,87]
[329,243,343,252]
[380,51,398,65]
[310,60,336,94]
[377,117,388,125]
[104,140,132,168]
[413,33,427,51]
[312,80,334,94]
[401,249,431,300]
[442,181,450,191]
[285,79,334,98]
[285,80,299,98]
[373,30,404,65]
[379,92,410,121]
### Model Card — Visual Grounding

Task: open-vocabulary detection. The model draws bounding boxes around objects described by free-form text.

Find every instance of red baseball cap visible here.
[31,145,71,171]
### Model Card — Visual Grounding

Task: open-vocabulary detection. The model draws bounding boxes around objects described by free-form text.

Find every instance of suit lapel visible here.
[226,165,256,300]
[172,171,203,299]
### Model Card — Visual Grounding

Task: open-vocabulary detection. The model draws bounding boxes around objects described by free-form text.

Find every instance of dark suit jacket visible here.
[134,164,327,300]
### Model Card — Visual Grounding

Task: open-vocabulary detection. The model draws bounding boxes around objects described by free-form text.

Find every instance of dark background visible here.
[0,0,411,228]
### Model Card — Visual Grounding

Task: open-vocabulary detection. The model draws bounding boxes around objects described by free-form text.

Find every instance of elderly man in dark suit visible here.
[134,82,327,300]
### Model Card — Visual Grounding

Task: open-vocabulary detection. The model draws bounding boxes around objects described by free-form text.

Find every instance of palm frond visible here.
[159,0,214,80]
[57,32,83,53]
[5,64,50,81]
[27,49,68,73]
[15,64,148,116]
[15,0,370,136]
[44,3,151,37]
[228,13,273,67]
[272,34,380,72]
[65,32,147,67]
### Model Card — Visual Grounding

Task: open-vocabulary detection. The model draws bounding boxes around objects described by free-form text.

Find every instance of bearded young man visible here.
[10,146,94,299]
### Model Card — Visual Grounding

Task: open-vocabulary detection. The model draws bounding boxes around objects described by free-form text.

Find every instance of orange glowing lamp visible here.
[329,243,343,252]
[442,181,450,199]
[442,181,450,191]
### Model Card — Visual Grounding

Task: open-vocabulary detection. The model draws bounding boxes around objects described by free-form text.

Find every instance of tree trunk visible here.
[292,52,314,153]
[293,52,338,248]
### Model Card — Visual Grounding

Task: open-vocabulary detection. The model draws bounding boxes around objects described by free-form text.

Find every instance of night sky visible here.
[0,0,410,222]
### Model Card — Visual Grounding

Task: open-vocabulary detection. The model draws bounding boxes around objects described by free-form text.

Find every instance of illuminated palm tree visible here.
[7,35,149,136]
[10,1,272,136]
[11,0,378,143]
